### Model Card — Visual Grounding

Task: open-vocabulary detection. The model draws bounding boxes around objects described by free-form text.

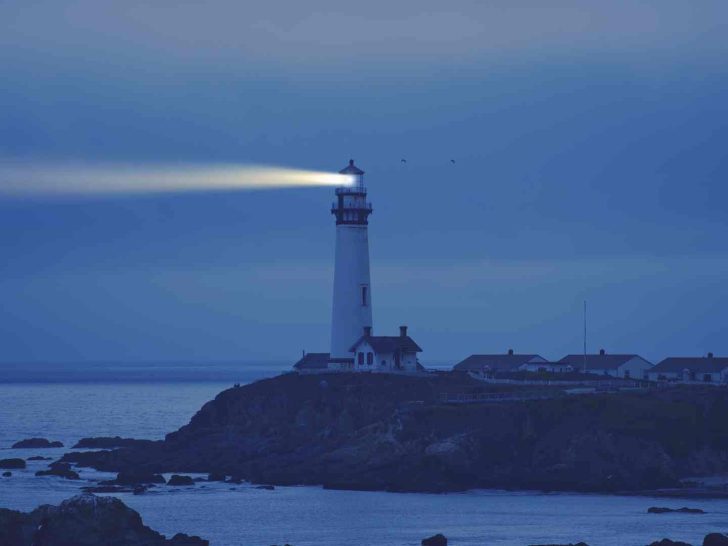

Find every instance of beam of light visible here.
[0,161,356,197]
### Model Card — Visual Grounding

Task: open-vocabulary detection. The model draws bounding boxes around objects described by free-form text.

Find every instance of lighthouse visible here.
[328,159,373,369]
[292,159,423,374]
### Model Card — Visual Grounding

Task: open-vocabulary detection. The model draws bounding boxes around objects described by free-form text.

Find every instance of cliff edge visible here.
[62,372,728,493]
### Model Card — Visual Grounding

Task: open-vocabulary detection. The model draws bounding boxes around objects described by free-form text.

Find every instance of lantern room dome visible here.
[339,159,364,175]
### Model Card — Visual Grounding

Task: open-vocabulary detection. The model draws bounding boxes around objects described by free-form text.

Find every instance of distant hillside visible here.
[63,373,728,493]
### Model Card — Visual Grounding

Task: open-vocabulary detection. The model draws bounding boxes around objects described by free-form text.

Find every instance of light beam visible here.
[0,161,356,197]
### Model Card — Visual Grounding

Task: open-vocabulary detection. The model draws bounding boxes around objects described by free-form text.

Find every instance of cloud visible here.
[1,0,726,74]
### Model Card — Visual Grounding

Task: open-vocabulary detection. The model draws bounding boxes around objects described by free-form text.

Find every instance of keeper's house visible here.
[558,349,653,379]
[453,350,548,374]
[647,353,728,384]
[349,325,422,373]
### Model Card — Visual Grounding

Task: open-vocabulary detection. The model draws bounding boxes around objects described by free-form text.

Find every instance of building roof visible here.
[349,335,422,354]
[453,354,545,372]
[293,352,330,370]
[558,353,649,370]
[651,356,728,374]
[339,159,364,175]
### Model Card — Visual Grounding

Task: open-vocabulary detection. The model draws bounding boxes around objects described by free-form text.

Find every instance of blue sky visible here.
[1,1,727,363]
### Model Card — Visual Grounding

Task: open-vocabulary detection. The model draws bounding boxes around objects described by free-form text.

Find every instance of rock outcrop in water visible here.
[648,507,706,514]
[101,470,167,485]
[0,459,26,470]
[72,436,157,449]
[35,467,80,480]
[0,493,208,546]
[12,438,63,449]
[168,474,195,486]
[422,533,447,545]
[35,462,80,480]
[59,373,728,494]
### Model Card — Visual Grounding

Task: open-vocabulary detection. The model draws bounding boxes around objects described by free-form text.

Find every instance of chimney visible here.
[599,349,606,355]
[399,325,408,337]
[363,326,372,337]
[508,348,514,355]
[708,352,714,359]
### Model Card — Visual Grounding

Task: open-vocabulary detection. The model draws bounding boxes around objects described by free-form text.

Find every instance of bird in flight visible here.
[401,159,407,163]
[450,159,456,164]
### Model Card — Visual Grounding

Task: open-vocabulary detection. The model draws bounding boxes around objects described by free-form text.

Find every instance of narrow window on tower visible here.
[361,285,368,306]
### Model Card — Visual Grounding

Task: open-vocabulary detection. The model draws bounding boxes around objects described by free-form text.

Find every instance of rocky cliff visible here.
[62,373,728,493]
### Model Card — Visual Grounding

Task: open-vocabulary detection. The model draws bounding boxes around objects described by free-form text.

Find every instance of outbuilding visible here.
[520,361,574,373]
[648,353,728,383]
[558,350,653,379]
[293,352,331,374]
[453,350,548,374]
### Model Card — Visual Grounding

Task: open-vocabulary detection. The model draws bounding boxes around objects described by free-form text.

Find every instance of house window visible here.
[381,360,386,366]
[361,285,368,306]
[357,352,364,365]
[704,374,712,382]
[367,352,373,365]
[624,370,631,378]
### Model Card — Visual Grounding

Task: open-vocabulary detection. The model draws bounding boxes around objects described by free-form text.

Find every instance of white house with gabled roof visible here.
[349,325,422,373]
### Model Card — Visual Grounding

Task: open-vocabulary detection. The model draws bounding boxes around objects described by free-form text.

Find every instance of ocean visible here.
[1,362,727,546]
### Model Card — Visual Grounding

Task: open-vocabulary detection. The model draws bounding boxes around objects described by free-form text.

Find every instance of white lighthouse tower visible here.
[328,159,373,369]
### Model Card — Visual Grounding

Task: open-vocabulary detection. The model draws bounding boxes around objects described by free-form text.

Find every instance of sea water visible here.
[1,363,727,546]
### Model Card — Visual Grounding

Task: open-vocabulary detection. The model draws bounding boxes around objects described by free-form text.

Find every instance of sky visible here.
[1,1,727,364]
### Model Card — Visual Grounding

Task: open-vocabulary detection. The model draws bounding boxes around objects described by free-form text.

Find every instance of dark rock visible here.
[53,374,728,494]
[133,485,148,495]
[208,472,226,482]
[49,461,72,471]
[72,436,156,449]
[168,475,195,486]
[704,533,728,546]
[530,543,589,546]
[422,534,447,546]
[35,468,80,480]
[0,459,26,470]
[649,507,706,514]
[255,484,275,490]
[2,472,11,477]
[168,533,209,545]
[11,438,63,449]
[81,485,134,494]
[102,470,166,485]
[26,456,51,461]
[649,540,692,546]
[228,476,244,484]
[0,493,208,546]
